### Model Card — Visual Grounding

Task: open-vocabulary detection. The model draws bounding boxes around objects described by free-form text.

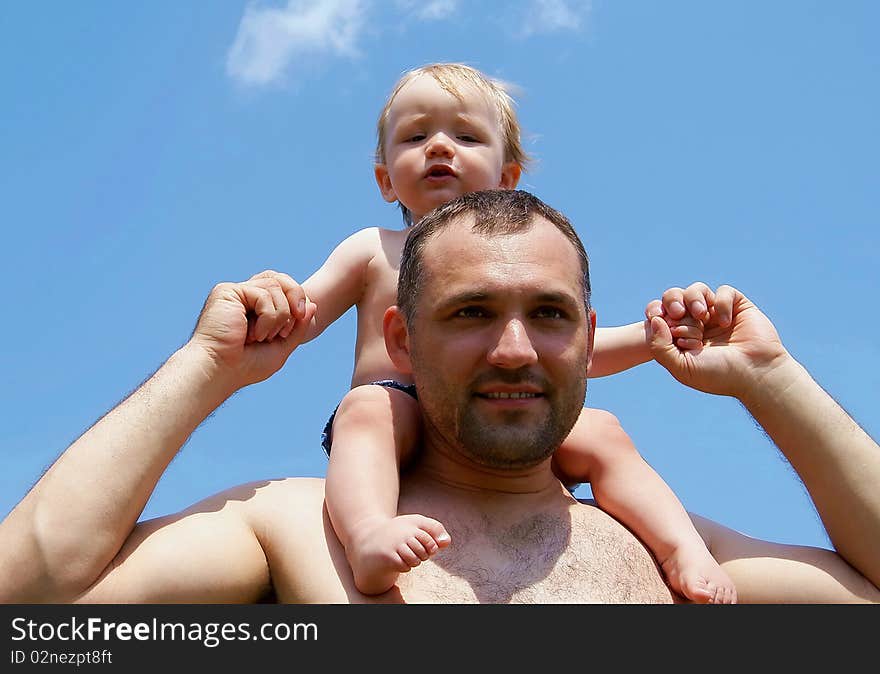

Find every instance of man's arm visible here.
[73,482,276,603]
[0,271,315,603]
[693,514,879,603]
[649,285,880,602]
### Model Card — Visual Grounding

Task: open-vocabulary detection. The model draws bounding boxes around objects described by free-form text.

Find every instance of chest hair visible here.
[400,509,671,603]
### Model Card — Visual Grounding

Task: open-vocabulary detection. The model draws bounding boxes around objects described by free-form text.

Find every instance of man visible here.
[1,190,878,603]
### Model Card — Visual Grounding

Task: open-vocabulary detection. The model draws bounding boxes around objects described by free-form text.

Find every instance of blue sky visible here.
[2,1,878,553]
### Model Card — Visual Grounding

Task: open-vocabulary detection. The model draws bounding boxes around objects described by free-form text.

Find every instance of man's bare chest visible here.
[394,510,675,604]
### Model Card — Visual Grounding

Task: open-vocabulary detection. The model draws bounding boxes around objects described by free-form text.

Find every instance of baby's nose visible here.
[425,132,454,157]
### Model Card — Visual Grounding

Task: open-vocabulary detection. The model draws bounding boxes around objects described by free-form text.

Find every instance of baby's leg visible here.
[555,408,737,604]
[325,384,451,595]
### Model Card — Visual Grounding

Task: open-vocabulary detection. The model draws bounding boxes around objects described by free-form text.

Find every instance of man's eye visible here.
[455,306,487,318]
[535,307,565,319]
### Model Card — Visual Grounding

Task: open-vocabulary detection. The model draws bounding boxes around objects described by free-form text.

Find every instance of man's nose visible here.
[425,132,454,158]
[487,319,538,369]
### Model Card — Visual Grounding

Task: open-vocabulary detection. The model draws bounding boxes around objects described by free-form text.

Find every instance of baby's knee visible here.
[336,384,421,448]
[579,408,624,434]
[336,384,396,423]
[576,408,636,455]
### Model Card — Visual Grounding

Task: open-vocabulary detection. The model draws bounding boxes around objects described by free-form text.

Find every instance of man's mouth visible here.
[481,392,540,399]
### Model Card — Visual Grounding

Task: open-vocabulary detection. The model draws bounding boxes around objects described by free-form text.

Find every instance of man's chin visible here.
[470,401,544,425]
[457,425,557,469]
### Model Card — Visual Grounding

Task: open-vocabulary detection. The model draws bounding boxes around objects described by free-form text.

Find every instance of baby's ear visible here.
[383,306,413,374]
[499,161,522,190]
[374,164,398,203]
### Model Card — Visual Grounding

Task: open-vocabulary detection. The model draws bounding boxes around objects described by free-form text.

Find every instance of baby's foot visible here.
[661,544,737,604]
[347,514,451,595]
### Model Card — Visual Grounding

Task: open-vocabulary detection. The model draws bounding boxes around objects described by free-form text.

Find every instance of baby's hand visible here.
[645,282,715,352]
[245,270,311,344]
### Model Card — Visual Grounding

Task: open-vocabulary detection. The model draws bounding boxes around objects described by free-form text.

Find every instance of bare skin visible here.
[555,407,737,603]
[302,226,458,594]
[20,476,675,604]
[300,71,736,601]
[305,222,721,598]
[0,252,878,604]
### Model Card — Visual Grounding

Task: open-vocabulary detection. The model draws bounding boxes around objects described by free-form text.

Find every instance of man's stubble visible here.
[412,352,588,469]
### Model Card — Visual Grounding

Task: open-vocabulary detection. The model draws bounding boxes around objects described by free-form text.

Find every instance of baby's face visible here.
[375,75,520,224]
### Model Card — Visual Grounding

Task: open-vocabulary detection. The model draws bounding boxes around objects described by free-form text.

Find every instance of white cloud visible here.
[227,0,367,86]
[225,0,590,88]
[522,0,590,35]
[395,0,459,20]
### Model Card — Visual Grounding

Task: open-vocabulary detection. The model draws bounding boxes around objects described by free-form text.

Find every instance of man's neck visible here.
[406,437,564,499]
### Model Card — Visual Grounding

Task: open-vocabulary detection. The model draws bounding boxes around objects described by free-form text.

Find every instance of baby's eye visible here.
[406,133,426,142]
[457,134,479,143]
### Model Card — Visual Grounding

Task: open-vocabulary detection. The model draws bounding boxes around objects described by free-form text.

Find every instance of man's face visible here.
[407,215,594,469]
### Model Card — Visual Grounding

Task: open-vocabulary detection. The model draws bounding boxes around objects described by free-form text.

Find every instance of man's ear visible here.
[374,164,398,203]
[499,162,521,190]
[586,308,597,375]
[384,305,413,374]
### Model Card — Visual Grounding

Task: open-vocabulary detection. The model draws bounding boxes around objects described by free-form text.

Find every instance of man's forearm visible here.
[741,355,880,588]
[0,344,236,602]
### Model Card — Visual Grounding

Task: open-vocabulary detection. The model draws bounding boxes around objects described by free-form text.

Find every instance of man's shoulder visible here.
[210,477,326,519]
[245,476,325,503]
[224,478,331,553]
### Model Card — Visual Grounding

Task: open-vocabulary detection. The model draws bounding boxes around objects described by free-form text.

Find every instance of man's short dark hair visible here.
[397,189,591,324]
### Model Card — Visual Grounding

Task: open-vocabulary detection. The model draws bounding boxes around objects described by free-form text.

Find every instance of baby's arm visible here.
[555,409,736,603]
[325,384,450,596]
[588,322,652,378]
[589,283,716,378]
[299,227,385,344]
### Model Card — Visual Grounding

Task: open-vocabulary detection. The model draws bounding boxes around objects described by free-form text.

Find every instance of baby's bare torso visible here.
[351,228,410,387]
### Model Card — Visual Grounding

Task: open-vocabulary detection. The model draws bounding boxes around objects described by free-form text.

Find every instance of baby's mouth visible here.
[425,165,456,178]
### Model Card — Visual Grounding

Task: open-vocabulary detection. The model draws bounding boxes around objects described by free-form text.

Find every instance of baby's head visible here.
[375,63,530,225]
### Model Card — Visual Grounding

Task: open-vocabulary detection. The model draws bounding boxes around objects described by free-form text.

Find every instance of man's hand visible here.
[647,284,789,399]
[189,270,317,388]
[646,282,716,352]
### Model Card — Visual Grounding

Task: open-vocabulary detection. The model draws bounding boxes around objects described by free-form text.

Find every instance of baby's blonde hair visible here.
[375,63,530,225]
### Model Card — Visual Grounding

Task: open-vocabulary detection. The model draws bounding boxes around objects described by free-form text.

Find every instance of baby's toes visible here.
[686,578,715,604]
[396,540,425,569]
[413,529,439,556]
[415,515,451,548]
[714,584,737,604]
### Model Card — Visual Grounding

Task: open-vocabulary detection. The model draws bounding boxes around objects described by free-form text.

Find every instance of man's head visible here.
[385,189,595,470]
[374,63,528,226]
